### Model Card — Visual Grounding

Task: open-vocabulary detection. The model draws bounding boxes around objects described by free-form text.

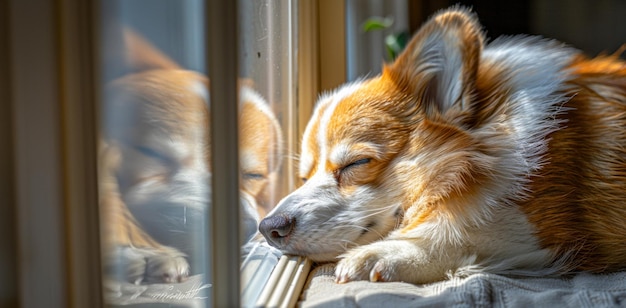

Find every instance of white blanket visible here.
[299,264,626,307]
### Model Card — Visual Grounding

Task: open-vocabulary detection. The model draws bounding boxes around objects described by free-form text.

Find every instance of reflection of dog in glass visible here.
[100,29,282,284]
[260,7,626,284]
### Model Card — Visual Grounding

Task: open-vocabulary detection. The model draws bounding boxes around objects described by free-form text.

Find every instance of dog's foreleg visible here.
[335,237,463,284]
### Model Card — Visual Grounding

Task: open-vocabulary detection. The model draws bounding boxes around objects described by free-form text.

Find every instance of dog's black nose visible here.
[258,215,295,248]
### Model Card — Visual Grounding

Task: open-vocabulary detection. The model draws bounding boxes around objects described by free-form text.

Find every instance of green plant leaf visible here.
[362,16,394,32]
[384,31,409,60]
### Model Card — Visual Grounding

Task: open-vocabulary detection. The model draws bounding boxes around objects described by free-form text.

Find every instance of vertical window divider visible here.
[206,0,241,307]
[57,0,103,306]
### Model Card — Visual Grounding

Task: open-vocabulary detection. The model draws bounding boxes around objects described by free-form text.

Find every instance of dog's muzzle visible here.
[258,215,295,249]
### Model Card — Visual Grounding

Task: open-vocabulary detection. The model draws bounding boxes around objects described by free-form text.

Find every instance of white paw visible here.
[335,240,444,284]
[107,246,190,284]
[335,241,404,283]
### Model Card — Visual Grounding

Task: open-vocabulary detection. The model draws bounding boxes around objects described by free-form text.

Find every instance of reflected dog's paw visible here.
[108,245,190,284]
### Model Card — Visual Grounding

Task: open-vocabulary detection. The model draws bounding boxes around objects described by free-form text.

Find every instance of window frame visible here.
[3,0,343,306]
[0,0,17,306]
[5,0,103,306]
[57,0,103,306]
[206,0,241,306]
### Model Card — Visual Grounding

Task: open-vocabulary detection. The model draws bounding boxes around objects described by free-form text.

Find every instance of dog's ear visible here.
[122,28,181,72]
[102,24,182,82]
[386,7,484,118]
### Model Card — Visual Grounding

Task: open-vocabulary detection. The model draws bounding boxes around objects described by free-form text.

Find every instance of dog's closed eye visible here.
[134,145,175,167]
[335,158,371,184]
[243,172,265,180]
[341,158,371,172]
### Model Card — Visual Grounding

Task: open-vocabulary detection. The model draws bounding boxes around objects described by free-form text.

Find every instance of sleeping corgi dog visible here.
[101,29,282,284]
[259,6,626,284]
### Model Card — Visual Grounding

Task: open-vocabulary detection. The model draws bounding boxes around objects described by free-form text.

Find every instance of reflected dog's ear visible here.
[101,23,182,82]
[122,28,181,72]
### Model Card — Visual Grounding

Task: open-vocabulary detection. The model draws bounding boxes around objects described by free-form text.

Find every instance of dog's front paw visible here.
[335,241,405,283]
[335,240,445,284]
[107,246,190,284]
[143,248,190,284]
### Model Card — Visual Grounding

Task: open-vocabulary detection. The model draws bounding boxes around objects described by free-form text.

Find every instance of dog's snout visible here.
[259,215,295,248]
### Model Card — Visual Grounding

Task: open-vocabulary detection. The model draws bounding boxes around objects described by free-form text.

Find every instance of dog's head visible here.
[104,69,211,246]
[104,70,283,247]
[260,8,498,261]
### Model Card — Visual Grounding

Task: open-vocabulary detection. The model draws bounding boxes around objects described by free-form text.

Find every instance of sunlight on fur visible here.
[260,6,626,284]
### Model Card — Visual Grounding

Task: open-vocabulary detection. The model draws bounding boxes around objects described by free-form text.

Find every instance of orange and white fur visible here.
[259,7,626,284]
[101,29,282,284]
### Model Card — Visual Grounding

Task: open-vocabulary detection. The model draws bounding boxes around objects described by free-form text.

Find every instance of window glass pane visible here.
[239,0,296,220]
[97,0,296,306]
[238,0,299,306]
[99,0,211,305]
